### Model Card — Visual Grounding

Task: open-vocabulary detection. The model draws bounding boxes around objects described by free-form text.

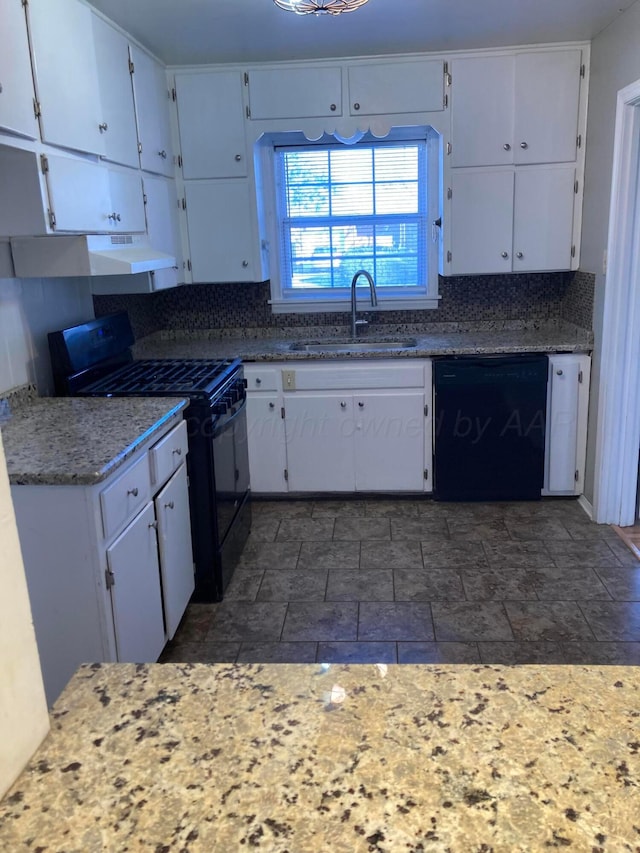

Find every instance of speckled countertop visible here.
[0,662,637,851]
[0,397,187,486]
[133,321,593,362]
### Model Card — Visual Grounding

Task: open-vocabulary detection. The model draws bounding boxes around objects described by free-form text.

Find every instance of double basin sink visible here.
[289,338,418,354]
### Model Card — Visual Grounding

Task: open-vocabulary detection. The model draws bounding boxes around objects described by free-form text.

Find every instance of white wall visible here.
[580,0,640,502]
[0,244,94,396]
[0,432,49,798]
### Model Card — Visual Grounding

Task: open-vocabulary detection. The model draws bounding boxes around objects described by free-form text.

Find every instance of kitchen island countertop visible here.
[1,396,188,485]
[0,661,637,851]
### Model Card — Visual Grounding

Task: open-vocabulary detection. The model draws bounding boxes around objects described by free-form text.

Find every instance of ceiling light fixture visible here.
[273,0,369,15]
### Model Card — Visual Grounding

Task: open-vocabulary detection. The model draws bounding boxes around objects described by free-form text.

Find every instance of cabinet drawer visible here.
[100,453,151,539]
[244,366,279,392]
[287,362,427,391]
[150,420,188,487]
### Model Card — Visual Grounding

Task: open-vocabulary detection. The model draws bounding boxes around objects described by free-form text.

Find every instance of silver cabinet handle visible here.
[340,401,347,409]
[556,369,564,376]
[164,501,175,510]
[330,103,337,111]
[503,143,511,150]
[116,213,121,222]
[234,153,242,161]
[520,142,528,149]
[148,520,158,530]
[516,251,523,259]
[353,102,360,111]
[172,447,182,456]
[268,402,275,410]
[255,377,262,385]
[99,122,108,132]
[108,212,117,221]
[358,401,364,409]
[158,149,167,159]
[501,251,509,259]
[242,260,249,267]
[127,487,139,497]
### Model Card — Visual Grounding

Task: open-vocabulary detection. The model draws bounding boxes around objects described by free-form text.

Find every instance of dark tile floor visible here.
[160,497,640,665]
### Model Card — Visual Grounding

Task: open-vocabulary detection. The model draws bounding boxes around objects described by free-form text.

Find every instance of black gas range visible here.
[49,312,251,602]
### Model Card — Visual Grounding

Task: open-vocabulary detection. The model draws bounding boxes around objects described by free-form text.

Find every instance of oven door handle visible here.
[212,395,247,437]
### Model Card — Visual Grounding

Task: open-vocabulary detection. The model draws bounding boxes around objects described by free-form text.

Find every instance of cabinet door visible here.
[354,392,425,492]
[107,502,166,662]
[247,394,288,493]
[185,179,255,282]
[108,168,146,233]
[175,71,247,179]
[544,355,590,495]
[130,45,174,177]
[91,14,139,169]
[284,394,355,492]
[45,154,111,233]
[247,66,342,120]
[514,50,582,165]
[143,174,181,290]
[0,0,39,139]
[155,464,194,640]
[347,60,444,115]
[27,0,105,156]
[451,55,514,167]
[449,169,514,275]
[513,167,575,271]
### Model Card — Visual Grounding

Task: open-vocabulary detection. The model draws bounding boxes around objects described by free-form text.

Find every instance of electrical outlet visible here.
[282,369,296,390]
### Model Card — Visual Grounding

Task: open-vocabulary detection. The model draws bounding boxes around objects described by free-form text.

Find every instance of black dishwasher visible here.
[433,354,548,501]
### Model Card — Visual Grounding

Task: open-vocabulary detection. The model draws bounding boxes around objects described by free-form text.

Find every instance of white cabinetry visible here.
[451,50,583,168]
[12,417,194,706]
[91,13,139,169]
[130,45,174,177]
[449,165,576,275]
[247,66,343,120]
[27,0,105,156]
[544,354,590,496]
[253,360,432,494]
[346,59,444,115]
[245,366,288,494]
[0,0,39,139]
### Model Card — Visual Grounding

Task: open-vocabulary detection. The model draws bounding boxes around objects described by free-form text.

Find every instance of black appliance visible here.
[433,354,548,501]
[48,312,251,602]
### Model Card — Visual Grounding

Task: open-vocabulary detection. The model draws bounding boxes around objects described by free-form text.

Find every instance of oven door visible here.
[212,396,250,546]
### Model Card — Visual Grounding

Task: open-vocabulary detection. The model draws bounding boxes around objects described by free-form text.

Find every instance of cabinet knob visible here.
[556,369,564,376]
[501,251,509,259]
[255,377,262,385]
[98,122,108,132]
[0,83,3,94]
[116,213,121,222]
[503,143,511,151]
[340,401,347,409]
[330,103,337,111]
[158,149,167,159]
[127,487,139,497]
[164,501,175,510]
[242,260,249,267]
[520,141,528,149]
[353,102,360,111]
[516,251,524,259]
[358,401,364,409]
[172,447,182,456]
[268,402,275,410]
[148,520,158,530]
[234,153,242,161]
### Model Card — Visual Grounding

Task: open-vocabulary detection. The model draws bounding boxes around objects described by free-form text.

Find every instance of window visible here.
[265,130,441,312]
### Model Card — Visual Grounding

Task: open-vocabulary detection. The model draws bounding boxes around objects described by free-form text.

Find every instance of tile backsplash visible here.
[94,271,595,340]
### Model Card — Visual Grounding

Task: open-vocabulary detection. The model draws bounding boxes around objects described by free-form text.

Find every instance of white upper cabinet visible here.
[175,71,247,179]
[0,0,39,139]
[27,0,106,156]
[143,173,182,289]
[451,49,583,167]
[347,59,444,115]
[91,14,139,169]
[247,66,342,120]
[130,45,174,177]
[107,167,146,233]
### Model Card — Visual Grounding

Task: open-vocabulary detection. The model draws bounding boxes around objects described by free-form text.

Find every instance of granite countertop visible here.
[1,397,188,486]
[0,662,637,851]
[133,321,593,362]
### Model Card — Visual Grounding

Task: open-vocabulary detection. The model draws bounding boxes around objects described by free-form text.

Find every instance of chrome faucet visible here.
[350,270,378,338]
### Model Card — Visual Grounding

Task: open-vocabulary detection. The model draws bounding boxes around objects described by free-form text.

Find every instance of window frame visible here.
[263,128,442,313]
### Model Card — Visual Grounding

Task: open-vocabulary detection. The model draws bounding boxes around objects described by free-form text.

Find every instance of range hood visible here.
[10,234,176,278]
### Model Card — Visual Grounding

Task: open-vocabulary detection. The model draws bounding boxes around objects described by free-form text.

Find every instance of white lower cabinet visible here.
[246,393,288,494]
[543,353,591,495]
[12,417,194,706]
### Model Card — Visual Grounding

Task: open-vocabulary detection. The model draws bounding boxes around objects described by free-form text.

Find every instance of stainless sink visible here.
[289,339,418,353]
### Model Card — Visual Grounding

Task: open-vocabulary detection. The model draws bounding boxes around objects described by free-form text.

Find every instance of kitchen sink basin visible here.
[289,338,418,353]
